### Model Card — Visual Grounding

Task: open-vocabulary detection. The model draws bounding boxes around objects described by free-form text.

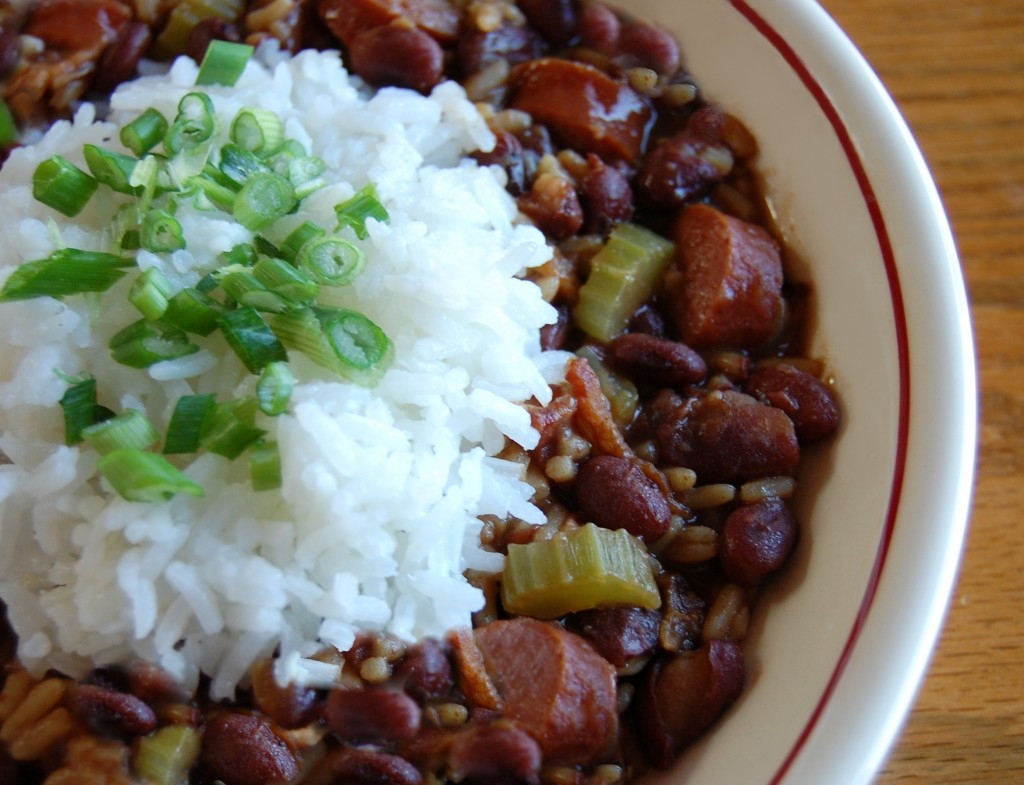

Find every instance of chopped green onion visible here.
[32,155,99,217]
[295,235,365,286]
[120,108,169,157]
[252,258,318,305]
[287,156,326,198]
[0,98,16,147]
[253,235,281,258]
[129,155,161,212]
[195,272,220,294]
[279,220,325,262]
[141,209,186,252]
[335,184,389,240]
[0,248,132,302]
[248,440,281,491]
[58,374,104,446]
[109,319,199,368]
[164,393,216,454]
[233,172,296,231]
[97,448,204,502]
[264,139,306,177]
[255,361,294,416]
[82,145,138,194]
[230,108,283,154]
[270,306,392,387]
[218,267,290,313]
[165,92,215,155]
[133,724,201,785]
[82,409,160,455]
[187,173,237,212]
[217,143,270,187]
[217,306,288,373]
[220,243,257,267]
[129,267,175,320]
[163,288,225,335]
[201,397,265,459]
[195,40,254,87]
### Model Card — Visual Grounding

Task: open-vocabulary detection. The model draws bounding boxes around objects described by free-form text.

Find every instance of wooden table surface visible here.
[812,1,1024,782]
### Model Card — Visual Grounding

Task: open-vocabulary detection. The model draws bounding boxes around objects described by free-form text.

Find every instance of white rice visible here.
[0,48,566,697]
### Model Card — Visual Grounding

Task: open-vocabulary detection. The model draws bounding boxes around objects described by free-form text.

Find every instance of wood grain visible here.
[814,1,1024,782]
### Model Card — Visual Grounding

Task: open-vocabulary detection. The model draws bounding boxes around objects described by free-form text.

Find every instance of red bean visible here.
[580,154,634,232]
[719,499,798,585]
[539,303,570,351]
[333,748,424,785]
[347,24,444,94]
[655,390,799,485]
[628,304,668,338]
[185,18,241,64]
[326,686,421,744]
[636,135,733,209]
[578,2,620,54]
[607,333,707,388]
[200,713,299,785]
[124,660,188,703]
[473,129,529,195]
[92,22,151,94]
[618,21,680,76]
[634,640,745,767]
[745,363,840,441]
[317,0,459,46]
[517,173,584,241]
[250,659,319,729]
[65,684,157,738]
[574,455,671,542]
[456,21,542,76]
[448,721,543,785]
[0,17,23,76]
[517,0,579,46]
[571,606,660,668]
[395,637,454,701]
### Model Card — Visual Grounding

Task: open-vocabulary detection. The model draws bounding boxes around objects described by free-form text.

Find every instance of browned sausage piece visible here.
[655,390,799,485]
[473,618,618,766]
[634,640,745,768]
[666,204,783,349]
[565,356,631,459]
[23,0,129,53]
[317,0,459,46]
[507,59,651,163]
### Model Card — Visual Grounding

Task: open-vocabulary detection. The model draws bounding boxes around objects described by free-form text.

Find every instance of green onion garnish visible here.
[270,306,392,386]
[120,108,169,157]
[0,99,16,147]
[252,258,318,305]
[256,361,294,416]
[32,155,99,217]
[59,374,104,446]
[201,397,265,459]
[280,220,325,262]
[109,319,199,369]
[217,306,288,373]
[129,267,175,320]
[165,92,216,155]
[82,409,160,455]
[163,288,224,336]
[82,145,138,194]
[217,267,290,313]
[288,156,326,198]
[249,440,282,491]
[335,184,389,240]
[218,143,270,187]
[233,172,296,231]
[129,154,161,212]
[97,448,204,502]
[195,40,254,87]
[220,243,257,268]
[141,209,186,252]
[230,108,283,154]
[164,393,216,454]
[295,235,365,286]
[0,249,132,302]
[187,173,237,212]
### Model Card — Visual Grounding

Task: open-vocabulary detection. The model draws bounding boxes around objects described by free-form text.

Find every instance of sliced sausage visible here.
[23,0,130,53]
[655,390,799,484]
[666,204,783,349]
[507,59,651,162]
[473,618,618,766]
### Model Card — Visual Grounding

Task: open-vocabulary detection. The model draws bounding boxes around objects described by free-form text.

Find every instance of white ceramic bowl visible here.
[627,2,976,784]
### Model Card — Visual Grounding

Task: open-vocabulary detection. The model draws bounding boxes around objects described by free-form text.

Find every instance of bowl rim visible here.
[721,2,977,783]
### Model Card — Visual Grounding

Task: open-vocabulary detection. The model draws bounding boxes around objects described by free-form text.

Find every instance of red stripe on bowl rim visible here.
[725,1,913,783]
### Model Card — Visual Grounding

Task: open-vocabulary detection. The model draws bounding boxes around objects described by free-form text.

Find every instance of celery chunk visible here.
[134,725,200,785]
[573,223,676,343]
[501,523,661,619]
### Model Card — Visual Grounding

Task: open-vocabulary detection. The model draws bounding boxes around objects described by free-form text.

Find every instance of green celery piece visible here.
[573,223,676,343]
[501,523,661,619]
[133,724,201,785]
